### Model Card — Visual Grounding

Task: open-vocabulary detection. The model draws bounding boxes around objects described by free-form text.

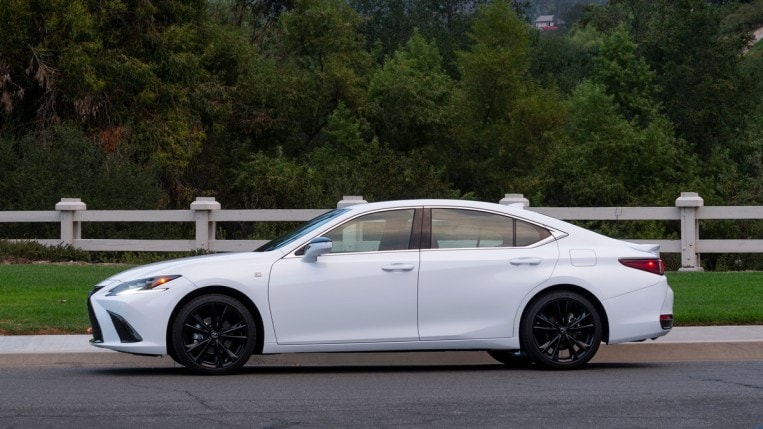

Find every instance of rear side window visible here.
[515,219,552,246]
[431,209,551,249]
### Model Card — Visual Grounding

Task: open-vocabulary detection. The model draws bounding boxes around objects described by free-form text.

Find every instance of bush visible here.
[0,240,203,265]
[0,241,92,263]
[0,123,166,211]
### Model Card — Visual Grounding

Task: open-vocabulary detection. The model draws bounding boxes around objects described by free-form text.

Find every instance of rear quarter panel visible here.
[514,234,672,343]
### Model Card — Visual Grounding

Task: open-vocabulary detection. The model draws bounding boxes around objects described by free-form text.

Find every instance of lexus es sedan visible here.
[88,199,674,374]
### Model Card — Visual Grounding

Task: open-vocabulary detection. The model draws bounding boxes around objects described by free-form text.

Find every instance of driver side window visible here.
[324,209,415,253]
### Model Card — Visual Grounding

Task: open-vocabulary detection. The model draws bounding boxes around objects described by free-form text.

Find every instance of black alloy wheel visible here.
[520,291,602,369]
[171,294,257,375]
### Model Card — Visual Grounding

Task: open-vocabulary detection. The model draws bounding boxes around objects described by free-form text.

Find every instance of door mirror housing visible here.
[301,237,332,263]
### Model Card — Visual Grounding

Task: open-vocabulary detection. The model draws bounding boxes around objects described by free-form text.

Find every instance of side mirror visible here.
[301,237,332,263]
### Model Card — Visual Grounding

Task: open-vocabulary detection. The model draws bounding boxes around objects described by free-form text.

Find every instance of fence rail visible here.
[2,192,762,271]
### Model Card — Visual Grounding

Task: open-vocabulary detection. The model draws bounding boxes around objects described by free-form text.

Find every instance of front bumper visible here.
[87,289,143,344]
[87,278,195,356]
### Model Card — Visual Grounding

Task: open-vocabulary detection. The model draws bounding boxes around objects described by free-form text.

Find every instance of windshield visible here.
[254,208,349,252]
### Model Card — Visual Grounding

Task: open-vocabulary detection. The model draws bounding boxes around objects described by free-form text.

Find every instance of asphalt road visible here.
[0,350,761,428]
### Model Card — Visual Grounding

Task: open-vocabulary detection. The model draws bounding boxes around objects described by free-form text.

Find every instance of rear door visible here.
[417,207,558,340]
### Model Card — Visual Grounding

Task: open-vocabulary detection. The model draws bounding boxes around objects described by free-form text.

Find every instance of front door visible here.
[268,208,420,344]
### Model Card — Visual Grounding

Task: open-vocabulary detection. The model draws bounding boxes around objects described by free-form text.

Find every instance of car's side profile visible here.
[88,199,674,374]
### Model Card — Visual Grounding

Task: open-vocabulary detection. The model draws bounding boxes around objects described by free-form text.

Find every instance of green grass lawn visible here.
[0,264,128,335]
[668,271,763,326]
[0,264,761,335]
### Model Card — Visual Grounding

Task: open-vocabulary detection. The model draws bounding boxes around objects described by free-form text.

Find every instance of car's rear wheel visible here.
[171,294,256,375]
[520,291,602,370]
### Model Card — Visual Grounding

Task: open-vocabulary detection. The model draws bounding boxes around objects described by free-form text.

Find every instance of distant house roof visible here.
[534,15,560,31]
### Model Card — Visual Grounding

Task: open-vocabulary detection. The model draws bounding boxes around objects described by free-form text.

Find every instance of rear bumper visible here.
[605,280,674,344]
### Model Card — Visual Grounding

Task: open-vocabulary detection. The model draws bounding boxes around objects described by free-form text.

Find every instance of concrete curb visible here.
[0,326,761,357]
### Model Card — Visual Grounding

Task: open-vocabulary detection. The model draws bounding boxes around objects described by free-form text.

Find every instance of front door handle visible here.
[510,257,542,266]
[382,263,416,272]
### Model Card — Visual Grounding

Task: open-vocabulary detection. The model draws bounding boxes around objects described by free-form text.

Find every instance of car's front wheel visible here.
[171,294,257,375]
[520,291,602,370]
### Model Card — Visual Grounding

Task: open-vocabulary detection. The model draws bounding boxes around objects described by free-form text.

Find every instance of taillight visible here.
[619,258,665,275]
[660,314,673,330]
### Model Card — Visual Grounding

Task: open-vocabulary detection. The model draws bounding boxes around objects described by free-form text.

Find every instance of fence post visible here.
[337,195,367,208]
[499,193,530,208]
[55,198,86,246]
[191,197,221,251]
[676,192,704,271]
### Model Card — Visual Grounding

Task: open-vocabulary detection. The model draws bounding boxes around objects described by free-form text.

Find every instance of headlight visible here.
[107,275,181,296]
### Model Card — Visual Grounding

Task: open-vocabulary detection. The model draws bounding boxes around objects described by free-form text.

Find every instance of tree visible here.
[543,81,698,207]
[529,29,594,95]
[308,103,456,202]
[0,0,239,206]
[722,0,763,32]
[278,0,372,149]
[364,31,454,151]
[349,0,412,56]
[642,0,749,155]
[228,0,294,43]
[349,0,497,72]
[591,25,659,126]
[0,0,103,133]
[454,1,531,129]
[444,1,565,199]
[710,49,763,205]
[584,0,751,156]
[0,123,164,210]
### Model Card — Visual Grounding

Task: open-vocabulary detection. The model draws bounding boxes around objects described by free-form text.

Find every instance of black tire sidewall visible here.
[171,293,257,375]
[520,290,602,370]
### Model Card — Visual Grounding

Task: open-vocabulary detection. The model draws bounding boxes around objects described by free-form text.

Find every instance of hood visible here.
[101,251,276,284]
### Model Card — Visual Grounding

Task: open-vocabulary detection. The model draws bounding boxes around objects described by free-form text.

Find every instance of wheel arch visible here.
[165,286,265,359]
[520,284,610,344]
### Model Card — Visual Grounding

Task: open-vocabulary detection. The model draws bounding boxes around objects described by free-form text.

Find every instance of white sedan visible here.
[88,199,674,374]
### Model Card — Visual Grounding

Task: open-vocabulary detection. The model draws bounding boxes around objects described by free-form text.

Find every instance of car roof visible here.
[341,199,563,228]
[340,200,626,248]
[343,199,512,211]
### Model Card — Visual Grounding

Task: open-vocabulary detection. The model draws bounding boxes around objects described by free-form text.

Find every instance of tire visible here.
[171,294,257,375]
[488,350,533,368]
[520,291,602,370]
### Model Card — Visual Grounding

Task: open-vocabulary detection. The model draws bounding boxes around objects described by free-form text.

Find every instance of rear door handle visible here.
[382,263,416,272]
[510,257,542,266]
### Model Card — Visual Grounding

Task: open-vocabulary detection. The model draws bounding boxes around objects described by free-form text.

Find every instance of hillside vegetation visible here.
[2,0,763,268]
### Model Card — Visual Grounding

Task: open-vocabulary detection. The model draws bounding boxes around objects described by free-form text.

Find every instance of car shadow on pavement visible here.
[90,361,662,377]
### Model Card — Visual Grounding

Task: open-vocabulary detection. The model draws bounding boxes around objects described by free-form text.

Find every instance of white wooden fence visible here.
[2,192,762,271]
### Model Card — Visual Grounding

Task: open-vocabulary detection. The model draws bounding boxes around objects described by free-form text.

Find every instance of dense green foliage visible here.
[2,0,763,268]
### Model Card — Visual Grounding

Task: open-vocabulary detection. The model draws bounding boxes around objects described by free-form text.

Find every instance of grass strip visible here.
[0,264,128,334]
[0,265,761,334]
[668,271,763,326]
